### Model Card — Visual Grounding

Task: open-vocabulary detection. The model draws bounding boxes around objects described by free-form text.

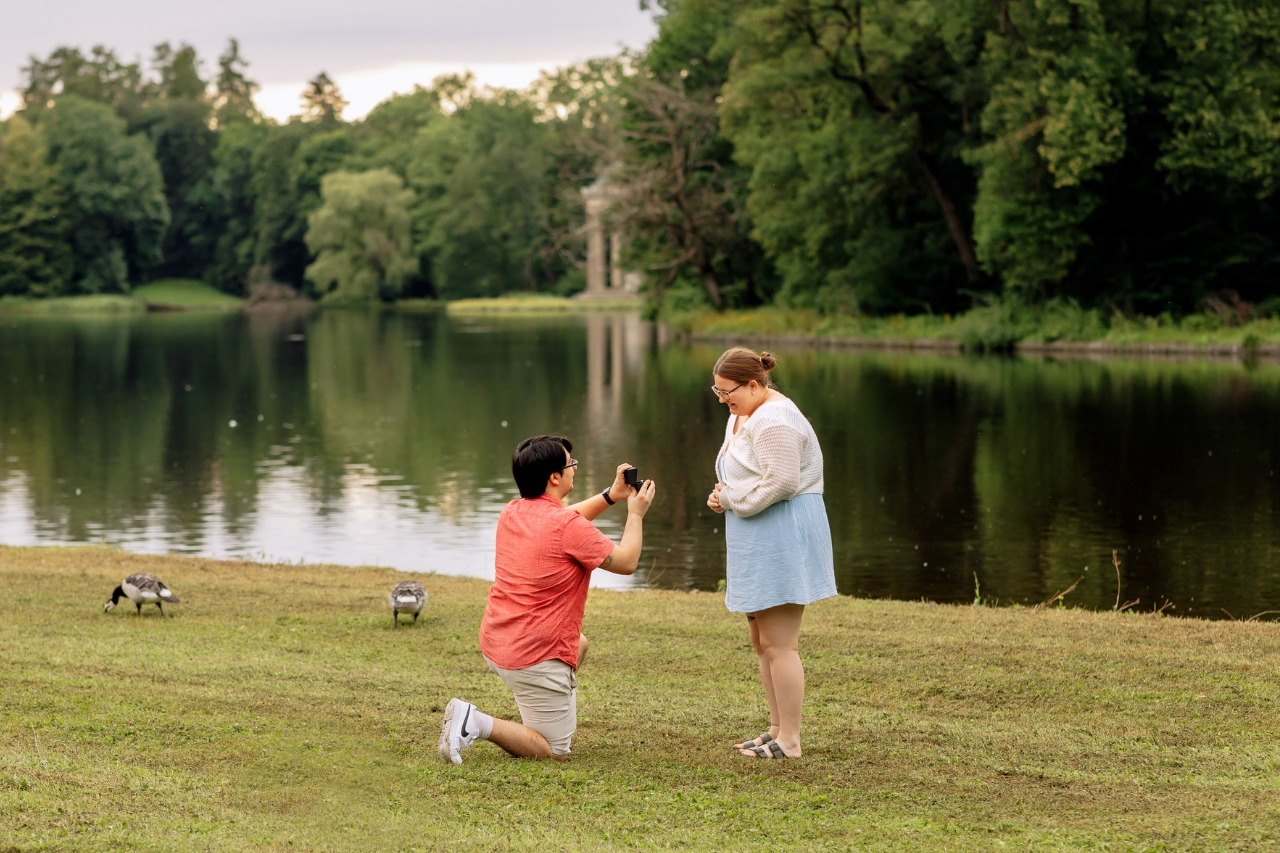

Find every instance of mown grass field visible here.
[0,295,145,316]
[446,294,642,314]
[130,280,243,311]
[1,545,1277,851]
[0,281,240,317]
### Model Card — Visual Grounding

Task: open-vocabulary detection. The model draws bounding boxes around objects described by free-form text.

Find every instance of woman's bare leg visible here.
[486,718,565,760]
[745,604,805,757]
[739,617,780,747]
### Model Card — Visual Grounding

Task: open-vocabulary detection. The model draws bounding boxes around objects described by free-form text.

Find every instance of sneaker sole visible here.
[438,699,458,764]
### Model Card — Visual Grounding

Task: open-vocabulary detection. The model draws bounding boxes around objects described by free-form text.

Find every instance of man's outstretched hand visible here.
[608,463,635,504]
[628,478,656,518]
[600,478,657,576]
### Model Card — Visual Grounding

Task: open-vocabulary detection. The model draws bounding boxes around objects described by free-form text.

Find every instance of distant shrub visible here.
[1255,296,1280,320]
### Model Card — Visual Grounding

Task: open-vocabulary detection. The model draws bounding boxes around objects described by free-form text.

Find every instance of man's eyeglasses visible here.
[560,458,579,471]
[711,382,746,400]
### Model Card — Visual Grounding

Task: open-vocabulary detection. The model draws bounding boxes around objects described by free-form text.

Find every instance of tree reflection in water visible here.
[1,311,1278,617]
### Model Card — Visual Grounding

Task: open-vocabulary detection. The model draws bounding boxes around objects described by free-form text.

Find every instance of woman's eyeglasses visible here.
[711,382,746,399]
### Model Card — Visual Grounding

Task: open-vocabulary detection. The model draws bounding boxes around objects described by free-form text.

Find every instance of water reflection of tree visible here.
[3,315,1280,615]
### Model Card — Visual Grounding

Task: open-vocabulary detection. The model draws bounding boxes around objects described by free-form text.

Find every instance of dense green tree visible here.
[344,87,440,177]
[291,130,354,218]
[305,168,417,301]
[301,72,348,125]
[246,123,322,289]
[194,40,265,292]
[1157,2,1280,195]
[202,121,269,293]
[19,46,146,123]
[613,72,738,308]
[966,0,1280,309]
[616,0,778,310]
[408,92,556,297]
[0,117,74,296]
[136,97,218,279]
[717,0,1280,313]
[966,1,1135,294]
[718,0,990,314]
[526,58,631,293]
[212,39,261,127]
[5,13,1279,310]
[133,43,223,281]
[41,97,170,292]
[150,42,207,101]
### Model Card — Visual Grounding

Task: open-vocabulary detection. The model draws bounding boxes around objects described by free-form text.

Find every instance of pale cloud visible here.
[0,92,20,119]
[256,61,558,123]
[0,0,656,120]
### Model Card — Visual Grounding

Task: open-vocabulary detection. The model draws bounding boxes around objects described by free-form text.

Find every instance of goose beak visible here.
[103,601,116,613]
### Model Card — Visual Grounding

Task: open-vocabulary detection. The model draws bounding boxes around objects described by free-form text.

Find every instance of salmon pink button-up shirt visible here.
[479,493,615,671]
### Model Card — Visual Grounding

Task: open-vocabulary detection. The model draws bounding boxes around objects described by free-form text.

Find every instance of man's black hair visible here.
[512,435,573,499]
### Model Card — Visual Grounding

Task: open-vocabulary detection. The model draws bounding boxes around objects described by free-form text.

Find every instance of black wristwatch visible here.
[600,487,616,506]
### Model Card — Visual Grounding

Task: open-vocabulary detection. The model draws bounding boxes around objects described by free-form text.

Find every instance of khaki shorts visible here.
[485,657,577,755]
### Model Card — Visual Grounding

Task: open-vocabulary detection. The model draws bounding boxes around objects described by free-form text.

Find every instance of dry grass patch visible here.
[1,545,1278,851]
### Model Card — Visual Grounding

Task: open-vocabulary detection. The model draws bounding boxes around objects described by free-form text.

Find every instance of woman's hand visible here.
[707,483,724,514]
[608,463,634,503]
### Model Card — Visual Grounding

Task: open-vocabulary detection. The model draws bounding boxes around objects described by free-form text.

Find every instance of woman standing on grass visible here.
[707,347,836,759]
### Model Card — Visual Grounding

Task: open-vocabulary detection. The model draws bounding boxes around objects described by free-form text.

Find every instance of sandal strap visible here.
[745,739,787,758]
[735,732,774,750]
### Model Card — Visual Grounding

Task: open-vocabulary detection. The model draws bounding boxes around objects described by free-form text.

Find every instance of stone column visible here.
[610,231,625,291]
[582,184,608,294]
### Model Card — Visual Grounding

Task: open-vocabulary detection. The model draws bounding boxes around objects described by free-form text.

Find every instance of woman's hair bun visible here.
[759,351,777,371]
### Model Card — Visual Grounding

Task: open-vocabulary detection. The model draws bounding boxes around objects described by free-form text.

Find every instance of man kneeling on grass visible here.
[439,434,656,764]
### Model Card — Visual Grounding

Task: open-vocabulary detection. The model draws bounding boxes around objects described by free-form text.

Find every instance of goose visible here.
[104,573,180,616]
[389,580,427,626]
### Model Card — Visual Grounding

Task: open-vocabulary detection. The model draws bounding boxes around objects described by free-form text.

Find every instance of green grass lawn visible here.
[131,280,243,311]
[1,545,1277,851]
[392,299,446,313]
[0,295,145,316]
[0,282,240,316]
[447,293,643,314]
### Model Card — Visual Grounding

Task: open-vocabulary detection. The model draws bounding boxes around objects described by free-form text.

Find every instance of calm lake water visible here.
[2,309,1279,616]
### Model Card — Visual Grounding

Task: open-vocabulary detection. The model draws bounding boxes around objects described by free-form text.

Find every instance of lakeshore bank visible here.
[673,306,1280,361]
[1,546,1277,851]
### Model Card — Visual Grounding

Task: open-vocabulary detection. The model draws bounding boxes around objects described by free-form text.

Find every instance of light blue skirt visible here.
[723,492,838,614]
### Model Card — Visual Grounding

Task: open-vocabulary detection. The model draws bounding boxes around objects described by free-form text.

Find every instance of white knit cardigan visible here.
[717,397,824,518]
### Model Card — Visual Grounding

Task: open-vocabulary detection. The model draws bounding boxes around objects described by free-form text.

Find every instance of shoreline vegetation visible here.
[445,293,643,315]
[0,280,243,316]
[0,290,638,318]
[669,302,1280,358]
[8,288,1280,361]
[1,544,1277,850]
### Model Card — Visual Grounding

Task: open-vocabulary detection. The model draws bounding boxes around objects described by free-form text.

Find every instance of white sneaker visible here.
[438,698,481,765]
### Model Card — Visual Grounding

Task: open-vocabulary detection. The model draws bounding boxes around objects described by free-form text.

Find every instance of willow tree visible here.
[305,168,417,302]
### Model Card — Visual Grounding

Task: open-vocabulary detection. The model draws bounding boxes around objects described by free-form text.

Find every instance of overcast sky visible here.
[0,0,657,120]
